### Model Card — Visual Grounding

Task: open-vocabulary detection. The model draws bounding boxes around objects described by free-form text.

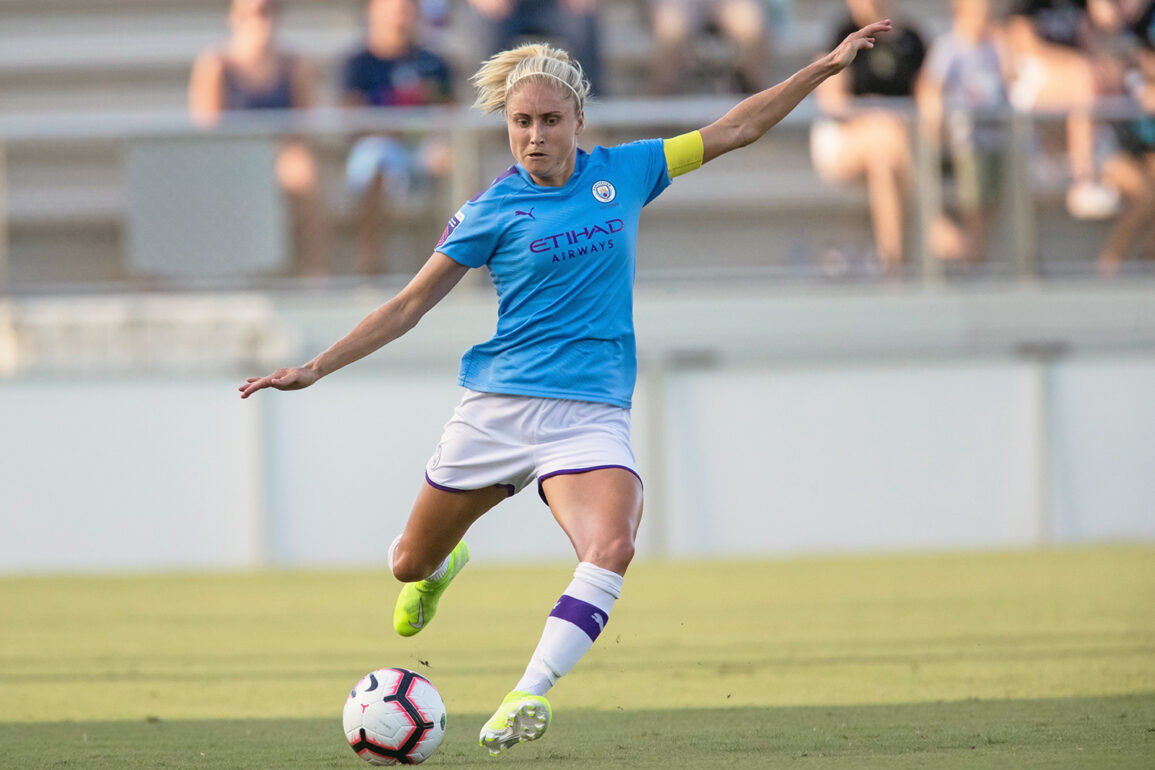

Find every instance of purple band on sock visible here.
[549,595,608,642]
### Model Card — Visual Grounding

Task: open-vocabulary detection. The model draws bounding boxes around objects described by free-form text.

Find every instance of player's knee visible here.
[585,537,635,574]
[391,551,432,583]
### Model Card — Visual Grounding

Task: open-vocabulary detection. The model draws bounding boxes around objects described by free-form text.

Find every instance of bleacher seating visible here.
[0,0,1111,287]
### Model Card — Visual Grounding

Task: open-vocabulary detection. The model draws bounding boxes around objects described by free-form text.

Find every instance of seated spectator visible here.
[811,0,926,271]
[1003,0,1122,219]
[917,0,1012,263]
[1098,2,1155,274]
[189,0,331,276]
[341,0,455,275]
[647,0,769,95]
[1083,0,1142,89]
[465,0,604,96]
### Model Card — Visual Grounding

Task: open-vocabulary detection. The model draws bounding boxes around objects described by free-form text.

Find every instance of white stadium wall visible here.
[1,284,1153,573]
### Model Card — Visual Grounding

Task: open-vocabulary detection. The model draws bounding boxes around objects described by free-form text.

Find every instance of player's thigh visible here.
[541,467,643,575]
[393,481,508,580]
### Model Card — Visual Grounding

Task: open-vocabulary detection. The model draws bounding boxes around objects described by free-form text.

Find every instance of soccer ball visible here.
[343,668,447,765]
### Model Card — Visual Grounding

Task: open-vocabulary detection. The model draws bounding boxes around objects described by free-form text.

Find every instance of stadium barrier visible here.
[0,96,1149,294]
[1,279,1153,572]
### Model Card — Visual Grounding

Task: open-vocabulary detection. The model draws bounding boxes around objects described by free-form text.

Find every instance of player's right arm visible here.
[658,22,889,179]
[239,252,468,398]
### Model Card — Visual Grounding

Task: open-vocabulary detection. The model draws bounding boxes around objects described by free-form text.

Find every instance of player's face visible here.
[505,81,584,188]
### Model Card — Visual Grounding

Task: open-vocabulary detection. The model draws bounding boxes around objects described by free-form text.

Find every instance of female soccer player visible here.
[240,19,891,755]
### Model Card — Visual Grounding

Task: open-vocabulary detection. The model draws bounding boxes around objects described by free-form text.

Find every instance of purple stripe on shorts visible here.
[549,594,608,642]
[536,465,643,505]
[425,473,514,498]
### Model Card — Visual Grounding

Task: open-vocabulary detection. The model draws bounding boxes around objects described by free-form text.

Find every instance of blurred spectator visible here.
[811,0,926,271]
[647,0,768,95]
[1083,0,1144,88]
[341,0,455,275]
[917,0,1012,263]
[465,0,604,96]
[1097,1,1155,274]
[1002,0,1123,219]
[188,0,331,276]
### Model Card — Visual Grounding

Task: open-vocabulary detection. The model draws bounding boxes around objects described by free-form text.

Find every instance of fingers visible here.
[239,373,279,398]
[239,378,268,398]
[851,19,891,51]
[853,19,891,41]
[239,368,312,398]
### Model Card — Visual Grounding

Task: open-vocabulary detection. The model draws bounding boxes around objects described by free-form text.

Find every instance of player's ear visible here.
[575,109,584,136]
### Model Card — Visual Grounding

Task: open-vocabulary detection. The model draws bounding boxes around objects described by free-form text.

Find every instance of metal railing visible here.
[0,96,1150,294]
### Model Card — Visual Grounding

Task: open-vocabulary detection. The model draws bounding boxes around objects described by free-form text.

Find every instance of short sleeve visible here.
[434,200,502,269]
[615,139,671,206]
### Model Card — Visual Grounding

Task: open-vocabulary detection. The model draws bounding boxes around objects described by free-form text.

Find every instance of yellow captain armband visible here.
[663,130,704,178]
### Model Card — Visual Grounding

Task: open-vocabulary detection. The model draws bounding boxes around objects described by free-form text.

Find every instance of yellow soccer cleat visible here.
[478,690,552,756]
[392,540,469,637]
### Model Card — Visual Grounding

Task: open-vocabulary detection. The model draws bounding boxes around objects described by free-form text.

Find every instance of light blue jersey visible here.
[436,139,671,408]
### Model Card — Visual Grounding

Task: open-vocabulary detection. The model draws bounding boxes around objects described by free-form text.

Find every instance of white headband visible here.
[507,70,583,106]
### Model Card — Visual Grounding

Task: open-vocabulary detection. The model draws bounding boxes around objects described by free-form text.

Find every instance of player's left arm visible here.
[677,19,892,169]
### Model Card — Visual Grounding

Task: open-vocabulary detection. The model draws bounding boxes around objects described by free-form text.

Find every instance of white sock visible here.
[388,535,402,572]
[513,562,624,696]
[388,535,451,583]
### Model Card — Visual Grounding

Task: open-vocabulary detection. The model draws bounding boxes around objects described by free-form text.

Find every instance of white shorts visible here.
[425,390,639,504]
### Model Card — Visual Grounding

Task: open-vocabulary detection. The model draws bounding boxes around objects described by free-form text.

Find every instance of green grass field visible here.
[2,546,1153,768]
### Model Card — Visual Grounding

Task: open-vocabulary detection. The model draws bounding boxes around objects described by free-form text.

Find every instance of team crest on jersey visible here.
[591,180,616,203]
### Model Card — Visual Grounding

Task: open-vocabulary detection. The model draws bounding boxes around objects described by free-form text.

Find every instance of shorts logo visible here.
[591,180,616,203]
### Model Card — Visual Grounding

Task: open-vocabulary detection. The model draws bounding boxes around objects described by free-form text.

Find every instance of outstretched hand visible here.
[239,366,320,399]
[829,19,893,72]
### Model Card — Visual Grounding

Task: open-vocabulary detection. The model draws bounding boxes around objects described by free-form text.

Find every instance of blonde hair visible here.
[470,42,591,115]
